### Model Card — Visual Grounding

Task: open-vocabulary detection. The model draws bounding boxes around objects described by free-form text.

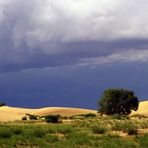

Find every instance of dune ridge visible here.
[0,106,97,122]
[0,101,147,122]
[131,100,148,116]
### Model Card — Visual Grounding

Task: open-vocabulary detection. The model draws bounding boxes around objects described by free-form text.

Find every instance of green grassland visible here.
[0,114,148,148]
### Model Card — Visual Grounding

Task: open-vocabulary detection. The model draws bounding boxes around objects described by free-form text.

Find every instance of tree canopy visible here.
[98,88,139,115]
[0,102,5,107]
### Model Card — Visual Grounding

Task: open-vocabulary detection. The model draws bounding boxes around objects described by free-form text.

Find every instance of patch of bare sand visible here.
[131,101,148,116]
[0,106,97,122]
[33,107,97,117]
[0,106,37,122]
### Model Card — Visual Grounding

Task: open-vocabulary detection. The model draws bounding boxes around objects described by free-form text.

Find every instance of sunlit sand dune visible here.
[32,107,97,117]
[0,101,147,122]
[131,101,148,116]
[0,106,97,122]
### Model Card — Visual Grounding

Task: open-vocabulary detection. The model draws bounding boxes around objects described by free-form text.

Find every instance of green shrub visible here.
[112,114,129,120]
[22,116,27,120]
[139,120,148,129]
[56,125,73,134]
[45,115,60,123]
[112,122,138,135]
[127,128,138,135]
[83,113,97,118]
[23,126,46,139]
[12,127,22,135]
[0,128,12,138]
[33,128,46,138]
[92,125,107,134]
[138,134,148,147]
[45,135,59,143]
[27,114,38,120]
[122,123,138,135]
[65,133,92,146]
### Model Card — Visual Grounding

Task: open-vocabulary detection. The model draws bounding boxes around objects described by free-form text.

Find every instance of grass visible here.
[0,115,147,147]
[0,127,12,138]
[92,125,107,134]
[112,121,138,135]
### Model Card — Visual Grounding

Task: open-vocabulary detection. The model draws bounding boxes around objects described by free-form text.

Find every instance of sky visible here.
[0,0,148,109]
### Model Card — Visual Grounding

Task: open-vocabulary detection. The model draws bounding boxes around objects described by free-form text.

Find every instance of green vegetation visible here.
[26,114,38,120]
[0,115,147,147]
[81,113,96,118]
[44,115,61,123]
[98,88,139,115]
[92,125,107,134]
[112,121,138,135]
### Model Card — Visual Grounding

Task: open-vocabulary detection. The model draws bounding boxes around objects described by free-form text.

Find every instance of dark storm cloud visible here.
[1,39,148,73]
[0,0,148,72]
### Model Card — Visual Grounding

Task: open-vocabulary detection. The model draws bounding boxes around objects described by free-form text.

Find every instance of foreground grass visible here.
[0,115,148,148]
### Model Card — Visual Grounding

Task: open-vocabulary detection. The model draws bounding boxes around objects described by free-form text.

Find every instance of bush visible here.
[26,114,38,120]
[92,126,107,134]
[56,125,73,134]
[112,122,138,135]
[22,114,38,121]
[12,127,22,135]
[22,116,27,120]
[122,123,138,135]
[83,113,96,118]
[112,114,129,120]
[98,88,139,115]
[138,134,148,147]
[32,128,46,138]
[127,128,138,135]
[45,115,60,123]
[0,128,12,138]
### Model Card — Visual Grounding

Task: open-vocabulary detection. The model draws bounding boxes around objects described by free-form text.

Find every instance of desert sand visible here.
[0,101,147,122]
[131,100,148,116]
[0,106,97,122]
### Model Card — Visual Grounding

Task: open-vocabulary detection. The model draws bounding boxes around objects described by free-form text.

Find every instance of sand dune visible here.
[0,101,147,122]
[0,106,97,122]
[131,101,148,116]
[33,107,97,116]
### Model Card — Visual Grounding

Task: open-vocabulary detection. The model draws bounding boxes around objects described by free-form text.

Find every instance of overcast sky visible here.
[0,0,148,109]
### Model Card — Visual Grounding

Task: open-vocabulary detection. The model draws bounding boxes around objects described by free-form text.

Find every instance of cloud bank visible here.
[79,49,148,67]
[0,0,148,72]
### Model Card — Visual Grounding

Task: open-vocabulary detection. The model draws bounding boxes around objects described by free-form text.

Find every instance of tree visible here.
[98,88,139,115]
[0,102,5,107]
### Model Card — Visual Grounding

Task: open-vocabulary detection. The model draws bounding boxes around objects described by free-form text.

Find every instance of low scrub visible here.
[44,115,61,123]
[130,114,147,119]
[112,114,129,120]
[0,127,12,138]
[11,126,22,135]
[32,128,46,138]
[92,125,107,134]
[112,122,138,135]
[0,115,147,147]
[27,114,38,120]
[83,113,96,118]
[56,125,73,134]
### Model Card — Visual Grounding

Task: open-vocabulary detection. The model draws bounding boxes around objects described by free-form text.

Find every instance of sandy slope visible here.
[0,101,147,122]
[0,106,97,122]
[131,101,148,116]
